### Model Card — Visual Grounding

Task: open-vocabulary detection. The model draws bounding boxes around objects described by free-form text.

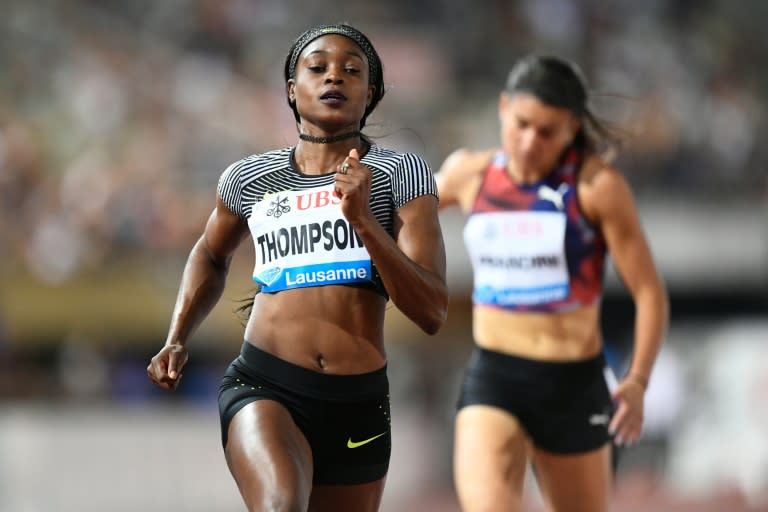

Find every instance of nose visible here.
[324,65,344,85]
[325,74,343,85]
[519,129,539,154]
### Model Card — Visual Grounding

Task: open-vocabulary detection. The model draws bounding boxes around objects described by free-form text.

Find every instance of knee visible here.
[247,489,308,512]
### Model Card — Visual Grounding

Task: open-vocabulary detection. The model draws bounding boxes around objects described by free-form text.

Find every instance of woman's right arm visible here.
[435,149,469,211]
[147,195,250,391]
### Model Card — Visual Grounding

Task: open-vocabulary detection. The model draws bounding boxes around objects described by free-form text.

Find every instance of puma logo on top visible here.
[537,184,569,210]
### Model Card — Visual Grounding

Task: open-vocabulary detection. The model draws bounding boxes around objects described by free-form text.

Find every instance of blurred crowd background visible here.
[0,0,766,511]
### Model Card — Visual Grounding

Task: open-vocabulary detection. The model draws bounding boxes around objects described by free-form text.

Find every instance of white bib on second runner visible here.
[463,211,569,306]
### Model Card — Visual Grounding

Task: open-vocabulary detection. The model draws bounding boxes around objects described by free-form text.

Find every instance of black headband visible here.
[287,24,379,86]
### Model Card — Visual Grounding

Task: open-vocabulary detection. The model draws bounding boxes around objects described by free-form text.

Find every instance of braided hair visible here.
[283,24,385,130]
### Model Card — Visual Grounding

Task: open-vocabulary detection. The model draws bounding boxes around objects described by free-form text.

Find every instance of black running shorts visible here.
[219,342,391,485]
[457,346,614,454]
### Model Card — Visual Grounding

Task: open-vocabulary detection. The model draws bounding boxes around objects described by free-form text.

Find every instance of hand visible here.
[335,148,373,223]
[608,375,646,446]
[147,344,188,391]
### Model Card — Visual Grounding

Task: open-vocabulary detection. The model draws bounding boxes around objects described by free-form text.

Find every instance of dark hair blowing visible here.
[505,55,619,155]
[283,24,386,130]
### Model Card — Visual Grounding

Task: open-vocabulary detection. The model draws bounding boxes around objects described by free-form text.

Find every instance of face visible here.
[287,34,374,131]
[499,93,581,175]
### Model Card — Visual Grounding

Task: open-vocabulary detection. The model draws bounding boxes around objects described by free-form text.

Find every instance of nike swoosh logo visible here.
[347,431,387,449]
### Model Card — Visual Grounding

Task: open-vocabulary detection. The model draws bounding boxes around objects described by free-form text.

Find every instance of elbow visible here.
[637,280,670,330]
[390,280,449,335]
[660,289,671,329]
[418,290,449,336]
[417,310,447,336]
[652,278,670,319]
[421,314,446,336]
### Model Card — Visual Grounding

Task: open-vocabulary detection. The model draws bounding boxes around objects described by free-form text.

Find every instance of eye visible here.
[308,65,325,73]
[344,67,360,74]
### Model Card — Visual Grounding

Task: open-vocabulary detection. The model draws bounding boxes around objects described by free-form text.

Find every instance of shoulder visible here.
[435,148,495,210]
[578,154,636,222]
[217,148,292,218]
[222,147,292,179]
[440,148,496,172]
[365,144,429,172]
[580,154,632,194]
[367,145,438,206]
[438,148,495,177]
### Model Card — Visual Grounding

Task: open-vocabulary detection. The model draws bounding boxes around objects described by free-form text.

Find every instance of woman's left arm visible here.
[354,194,448,335]
[335,150,448,335]
[586,166,669,445]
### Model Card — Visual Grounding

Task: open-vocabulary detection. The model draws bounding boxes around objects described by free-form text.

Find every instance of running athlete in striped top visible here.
[147,23,447,512]
[437,56,668,512]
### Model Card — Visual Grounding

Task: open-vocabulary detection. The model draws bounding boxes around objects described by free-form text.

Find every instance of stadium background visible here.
[0,1,766,510]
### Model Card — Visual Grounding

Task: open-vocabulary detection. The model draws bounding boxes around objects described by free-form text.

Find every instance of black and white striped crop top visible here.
[216,144,438,298]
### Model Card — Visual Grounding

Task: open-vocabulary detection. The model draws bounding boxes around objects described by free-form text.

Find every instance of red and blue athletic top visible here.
[463,148,606,313]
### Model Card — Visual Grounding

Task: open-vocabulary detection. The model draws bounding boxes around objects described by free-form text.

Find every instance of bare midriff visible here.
[472,303,603,361]
[244,286,388,375]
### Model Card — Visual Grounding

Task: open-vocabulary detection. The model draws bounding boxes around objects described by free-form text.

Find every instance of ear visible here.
[287,80,296,103]
[568,115,582,140]
[366,84,375,107]
[498,92,510,121]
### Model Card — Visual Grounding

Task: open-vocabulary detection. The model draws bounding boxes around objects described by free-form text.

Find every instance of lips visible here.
[320,90,347,102]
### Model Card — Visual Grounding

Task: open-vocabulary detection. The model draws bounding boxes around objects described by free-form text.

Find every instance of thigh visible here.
[454,405,530,512]
[308,478,386,512]
[311,393,391,486]
[225,400,313,512]
[532,444,612,512]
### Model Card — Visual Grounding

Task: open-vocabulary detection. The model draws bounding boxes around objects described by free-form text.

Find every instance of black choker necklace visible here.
[299,130,361,144]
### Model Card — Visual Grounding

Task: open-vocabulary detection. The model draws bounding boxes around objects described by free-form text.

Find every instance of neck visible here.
[299,130,361,144]
[505,150,569,184]
[292,139,368,176]
[506,161,545,184]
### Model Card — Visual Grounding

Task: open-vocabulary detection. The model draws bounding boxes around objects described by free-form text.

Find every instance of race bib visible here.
[248,185,373,292]
[464,211,569,306]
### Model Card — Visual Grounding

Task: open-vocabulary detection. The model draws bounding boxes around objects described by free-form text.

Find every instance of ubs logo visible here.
[296,190,341,210]
[266,196,291,218]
